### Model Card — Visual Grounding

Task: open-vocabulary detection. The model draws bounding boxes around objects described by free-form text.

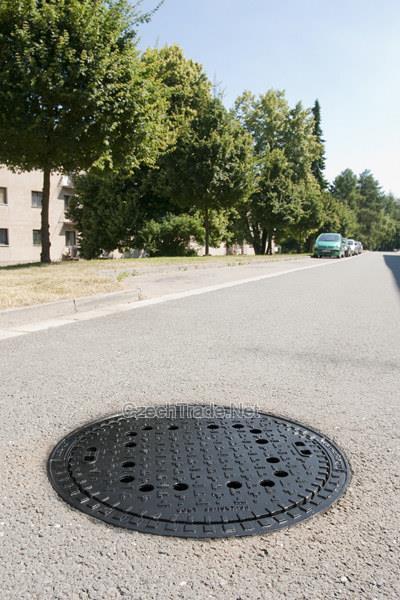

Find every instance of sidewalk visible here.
[0,255,324,340]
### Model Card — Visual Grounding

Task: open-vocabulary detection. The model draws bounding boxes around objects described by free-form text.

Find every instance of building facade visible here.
[0,167,78,264]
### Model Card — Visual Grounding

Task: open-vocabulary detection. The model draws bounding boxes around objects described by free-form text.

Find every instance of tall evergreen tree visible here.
[311,100,327,189]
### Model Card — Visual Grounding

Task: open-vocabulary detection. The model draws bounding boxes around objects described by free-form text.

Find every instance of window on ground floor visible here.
[0,228,9,245]
[0,187,7,205]
[65,230,76,247]
[31,191,43,208]
[33,229,41,245]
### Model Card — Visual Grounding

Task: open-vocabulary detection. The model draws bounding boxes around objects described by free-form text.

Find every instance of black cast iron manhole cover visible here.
[48,405,350,538]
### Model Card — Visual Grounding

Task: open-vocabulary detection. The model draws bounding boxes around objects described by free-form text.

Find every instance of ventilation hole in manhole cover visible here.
[226,480,242,489]
[174,483,189,491]
[139,484,154,492]
[48,404,350,539]
[274,470,289,478]
[125,442,136,448]
[84,456,95,463]
[122,461,135,468]
[260,479,275,488]
[120,475,135,484]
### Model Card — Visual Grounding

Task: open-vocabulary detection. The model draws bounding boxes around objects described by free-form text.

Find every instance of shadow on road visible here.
[383,254,400,290]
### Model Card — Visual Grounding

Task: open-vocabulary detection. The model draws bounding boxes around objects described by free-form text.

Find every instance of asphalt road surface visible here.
[0,252,399,599]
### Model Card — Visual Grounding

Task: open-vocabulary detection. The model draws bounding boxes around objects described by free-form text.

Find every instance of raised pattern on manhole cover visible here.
[47,405,350,538]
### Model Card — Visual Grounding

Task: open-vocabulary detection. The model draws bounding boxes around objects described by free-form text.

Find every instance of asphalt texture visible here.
[0,252,399,599]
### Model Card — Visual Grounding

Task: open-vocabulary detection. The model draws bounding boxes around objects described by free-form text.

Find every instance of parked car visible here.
[346,239,357,256]
[313,233,346,258]
[342,238,351,257]
[355,241,363,254]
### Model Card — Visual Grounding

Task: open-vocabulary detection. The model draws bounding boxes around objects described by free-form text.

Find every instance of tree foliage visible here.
[5,11,397,260]
[0,0,168,261]
[141,45,211,138]
[234,90,322,253]
[160,95,254,254]
[330,169,399,249]
[74,46,254,257]
[136,213,204,256]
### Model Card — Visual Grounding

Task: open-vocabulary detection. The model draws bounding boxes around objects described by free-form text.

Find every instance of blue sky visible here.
[137,0,400,196]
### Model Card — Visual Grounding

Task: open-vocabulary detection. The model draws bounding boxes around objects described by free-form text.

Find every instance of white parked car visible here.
[347,239,356,255]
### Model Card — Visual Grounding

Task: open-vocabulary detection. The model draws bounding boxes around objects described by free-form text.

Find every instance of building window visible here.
[0,228,9,245]
[65,230,76,247]
[0,187,7,205]
[33,229,41,246]
[31,191,43,208]
[64,194,72,214]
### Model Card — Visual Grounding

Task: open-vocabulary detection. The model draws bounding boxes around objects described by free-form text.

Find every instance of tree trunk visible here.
[253,238,263,255]
[40,168,51,263]
[204,207,210,256]
[261,229,268,254]
[266,230,273,255]
[252,226,263,255]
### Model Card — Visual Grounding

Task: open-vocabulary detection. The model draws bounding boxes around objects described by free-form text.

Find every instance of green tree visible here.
[331,169,360,211]
[70,163,185,259]
[380,194,400,250]
[319,193,358,237]
[71,168,142,259]
[162,96,254,254]
[72,45,214,257]
[356,170,389,249]
[234,90,321,254]
[141,45,211,138]
[0,0,167,262]
[290,176,326,251]
[311,100,327,189]
[330,168,400,250]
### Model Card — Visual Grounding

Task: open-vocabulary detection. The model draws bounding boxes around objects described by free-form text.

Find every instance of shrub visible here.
[137,213,204,256]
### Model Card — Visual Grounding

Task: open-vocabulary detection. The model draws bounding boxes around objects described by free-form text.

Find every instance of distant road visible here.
[1,251,399,599]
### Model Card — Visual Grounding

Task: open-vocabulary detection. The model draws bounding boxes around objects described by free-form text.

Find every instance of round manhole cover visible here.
[48,405,350,538]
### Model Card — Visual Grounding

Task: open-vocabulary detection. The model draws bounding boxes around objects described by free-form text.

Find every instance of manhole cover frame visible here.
[48,404,351,539]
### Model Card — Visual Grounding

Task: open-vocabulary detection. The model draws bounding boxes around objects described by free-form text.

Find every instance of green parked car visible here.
[313,233,345,258]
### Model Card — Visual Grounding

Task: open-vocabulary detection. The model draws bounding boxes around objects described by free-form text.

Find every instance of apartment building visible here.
[0,167,78,264]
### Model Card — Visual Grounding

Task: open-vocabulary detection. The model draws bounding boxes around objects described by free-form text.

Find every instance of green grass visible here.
[0,253,308,309]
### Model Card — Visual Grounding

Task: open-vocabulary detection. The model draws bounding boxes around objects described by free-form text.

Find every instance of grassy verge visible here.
[0,254,307,309]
